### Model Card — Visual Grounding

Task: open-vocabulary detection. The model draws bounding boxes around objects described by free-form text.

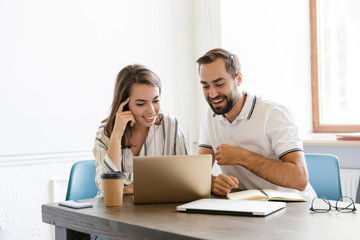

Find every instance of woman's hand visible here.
[112,98,136,139]
[124,183,134,195]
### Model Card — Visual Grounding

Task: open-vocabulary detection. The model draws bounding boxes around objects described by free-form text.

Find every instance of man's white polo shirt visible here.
[199,92,316,201]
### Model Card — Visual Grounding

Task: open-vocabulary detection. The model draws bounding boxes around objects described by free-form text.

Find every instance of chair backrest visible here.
[65,160,98,201]
[305,153,342,200]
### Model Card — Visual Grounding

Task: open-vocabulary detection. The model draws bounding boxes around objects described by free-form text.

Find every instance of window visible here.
[310,0,360,132]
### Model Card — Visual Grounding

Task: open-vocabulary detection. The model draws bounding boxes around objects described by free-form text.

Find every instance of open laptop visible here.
[133,154,212,204]
[176,198,286,216]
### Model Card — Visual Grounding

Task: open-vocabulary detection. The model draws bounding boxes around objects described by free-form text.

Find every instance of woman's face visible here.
[128,83,160,128]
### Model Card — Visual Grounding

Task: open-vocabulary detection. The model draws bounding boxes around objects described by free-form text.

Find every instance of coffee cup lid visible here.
[101,171,126,179]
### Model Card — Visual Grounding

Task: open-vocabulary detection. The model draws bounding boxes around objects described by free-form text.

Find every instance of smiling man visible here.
[196,48,316,201]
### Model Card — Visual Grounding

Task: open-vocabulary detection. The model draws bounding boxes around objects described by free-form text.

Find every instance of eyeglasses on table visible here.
[309,196,357,213]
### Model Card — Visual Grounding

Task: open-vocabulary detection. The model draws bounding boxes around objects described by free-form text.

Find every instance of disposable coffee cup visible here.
[101,171,125,207]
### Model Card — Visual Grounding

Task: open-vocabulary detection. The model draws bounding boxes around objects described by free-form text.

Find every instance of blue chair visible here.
[65,160,99,201]
[305,153,342,201]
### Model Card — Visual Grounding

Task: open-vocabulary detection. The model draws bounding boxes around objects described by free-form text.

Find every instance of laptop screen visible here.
[133,154,212,204]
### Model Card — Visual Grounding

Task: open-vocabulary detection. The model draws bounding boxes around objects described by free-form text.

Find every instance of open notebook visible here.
[176,198,286,216]
[133,154,212,204]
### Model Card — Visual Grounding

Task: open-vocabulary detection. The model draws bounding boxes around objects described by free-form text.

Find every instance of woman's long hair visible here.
[103,64,162,148]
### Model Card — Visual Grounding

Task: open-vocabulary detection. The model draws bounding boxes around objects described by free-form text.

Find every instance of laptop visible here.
[133,154,212,204]
[176,198,286,216]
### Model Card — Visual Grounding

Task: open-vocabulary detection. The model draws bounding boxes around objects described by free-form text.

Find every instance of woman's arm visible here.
[107,98,135,169]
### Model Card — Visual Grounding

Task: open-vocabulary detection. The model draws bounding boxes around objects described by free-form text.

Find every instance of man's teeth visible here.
[213,99,223,103]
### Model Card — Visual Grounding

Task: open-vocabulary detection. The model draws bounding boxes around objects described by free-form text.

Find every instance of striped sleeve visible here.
[175,130,188,155]
[93,123,121,194]
[121,149,134,185]
[161,113,188,155]
[266,104,304,159]
[174,120,188,155]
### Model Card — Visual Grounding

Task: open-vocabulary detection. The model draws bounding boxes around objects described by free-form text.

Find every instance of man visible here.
[196,48,316,201]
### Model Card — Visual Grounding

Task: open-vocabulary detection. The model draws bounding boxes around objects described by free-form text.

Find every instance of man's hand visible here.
[215,144,247,165]
[212,173,239,196]
[216,145,308,191]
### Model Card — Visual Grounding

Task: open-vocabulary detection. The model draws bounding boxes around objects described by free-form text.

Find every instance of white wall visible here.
[0,159,75,239]
[220,0,313,134]
[0,0,200,156]
[0,0,205,239]
[0,0,313,239]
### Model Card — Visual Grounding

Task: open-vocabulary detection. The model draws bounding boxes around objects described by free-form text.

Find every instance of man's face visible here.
[199,58,239,115]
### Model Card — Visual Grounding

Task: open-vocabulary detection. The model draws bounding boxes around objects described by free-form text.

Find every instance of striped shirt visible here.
[93,112,188,194]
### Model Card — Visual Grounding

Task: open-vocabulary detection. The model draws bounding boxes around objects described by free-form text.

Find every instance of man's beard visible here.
[207,93,238,115]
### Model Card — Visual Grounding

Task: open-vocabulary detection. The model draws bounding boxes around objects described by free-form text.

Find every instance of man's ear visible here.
[235,72,242,86]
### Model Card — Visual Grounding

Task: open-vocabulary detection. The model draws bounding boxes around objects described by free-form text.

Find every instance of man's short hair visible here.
[196,48,241,79]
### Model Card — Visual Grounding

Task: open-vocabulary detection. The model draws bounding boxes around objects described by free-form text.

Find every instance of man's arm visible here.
[215,144,308,191]
[198,146,239,195]
[198,146,215,165]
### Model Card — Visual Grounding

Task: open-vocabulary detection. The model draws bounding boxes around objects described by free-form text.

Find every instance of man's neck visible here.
[224,91,246,123]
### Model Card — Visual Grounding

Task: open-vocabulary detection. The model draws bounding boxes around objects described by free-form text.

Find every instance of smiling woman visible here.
[128,84,161,129]
[92,64,188,197]
[0,1,210,239]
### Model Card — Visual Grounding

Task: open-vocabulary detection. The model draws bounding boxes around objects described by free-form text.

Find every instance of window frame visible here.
[310,0,360,133]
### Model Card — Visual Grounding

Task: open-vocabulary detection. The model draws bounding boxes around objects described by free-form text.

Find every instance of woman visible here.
[93,64,188,195]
